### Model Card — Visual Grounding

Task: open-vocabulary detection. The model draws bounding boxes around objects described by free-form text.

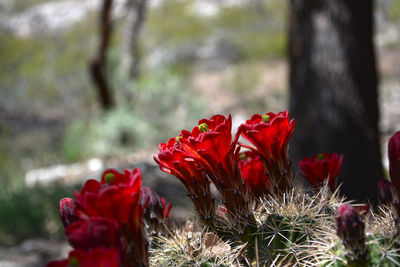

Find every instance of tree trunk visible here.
[89,0,115,110]
[289,0,383,202]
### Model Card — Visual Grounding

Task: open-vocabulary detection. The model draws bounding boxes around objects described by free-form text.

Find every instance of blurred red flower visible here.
[47,247,120,267]
[74,169,142,231]
[73,169,148,267]
[298,152,343,191]
[65,217,122,252]
[238,151,272,198]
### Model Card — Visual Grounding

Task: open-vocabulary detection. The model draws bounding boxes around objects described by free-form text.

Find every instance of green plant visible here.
[0,184,78,243]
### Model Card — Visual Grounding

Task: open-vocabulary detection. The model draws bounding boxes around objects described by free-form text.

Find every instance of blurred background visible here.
[0,0,399,265]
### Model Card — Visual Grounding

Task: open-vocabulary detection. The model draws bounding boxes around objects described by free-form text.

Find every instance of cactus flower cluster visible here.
[48,169,171,267]
[49,112,400,266]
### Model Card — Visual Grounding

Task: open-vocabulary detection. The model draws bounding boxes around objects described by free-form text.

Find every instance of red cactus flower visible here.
[389,131,400,195]
[47,247,120,267]
[74,169,148,267]
[177,115,252,224]
[59,198,79,228]
[298,153,343,191]
[377,179,394,205]
[74,169,142,230]
[335,204,368,263]
[65,217,122,252]
[141,187,172,233]
[155,114,255,236]
[240,111,295,192]
[154,137,215,227]
[180,114,234,170]
[74,179,142,230]
[238,151,272,198]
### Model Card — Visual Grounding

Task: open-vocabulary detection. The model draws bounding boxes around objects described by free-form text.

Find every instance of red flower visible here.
[240,111,295,192]
[298,153,343,191]
[65,217,122,251]
[155,114,255,237]
[141,187,172,233]
[74,169,148,267]
[177,115,252,223]
[59,198,78,228]
[154,137,215,227]
[389,131,400,195]
[47,247,120,267]
[238,151,272,198]
[74,170,142,230]
[180,114,234,170]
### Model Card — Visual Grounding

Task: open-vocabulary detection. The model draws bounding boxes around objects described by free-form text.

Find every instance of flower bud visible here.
[59,198,79,228]
[141,187,172,233]
[377,179,393,205]
[389,131,400,195]
[336,204,369,264]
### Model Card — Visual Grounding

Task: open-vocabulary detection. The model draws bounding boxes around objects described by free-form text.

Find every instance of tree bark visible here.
[289,0,383,202]
[89,0,115,110]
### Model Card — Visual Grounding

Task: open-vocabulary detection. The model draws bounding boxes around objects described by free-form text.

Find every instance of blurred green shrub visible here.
[0,184,78,243]
[62,68,205,162]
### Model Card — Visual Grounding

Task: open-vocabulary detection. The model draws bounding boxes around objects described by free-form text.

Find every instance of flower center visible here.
[262,114,270,123]
[198,123,209,133]
[68,257,80,267]
[104,173,115,184]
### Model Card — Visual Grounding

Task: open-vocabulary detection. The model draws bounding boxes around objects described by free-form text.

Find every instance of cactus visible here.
[149,185,400,266]
[150,223,243,266]
[49,114,400,267]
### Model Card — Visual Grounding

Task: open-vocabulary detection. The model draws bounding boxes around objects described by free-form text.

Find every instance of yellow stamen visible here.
[198,123,209,133]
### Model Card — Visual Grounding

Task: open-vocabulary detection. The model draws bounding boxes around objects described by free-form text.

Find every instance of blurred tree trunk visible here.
[121,0,148,79]
[89,0,115,110]
[289,0,383,202]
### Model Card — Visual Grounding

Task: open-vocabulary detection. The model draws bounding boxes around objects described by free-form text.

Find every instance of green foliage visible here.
[0,184,78,243]
[145,0,211,47]
[144,0,287,67]
[216,3,287,59]
[388,0,400,21]
[131,67,205,137]
[62,68,205,162]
